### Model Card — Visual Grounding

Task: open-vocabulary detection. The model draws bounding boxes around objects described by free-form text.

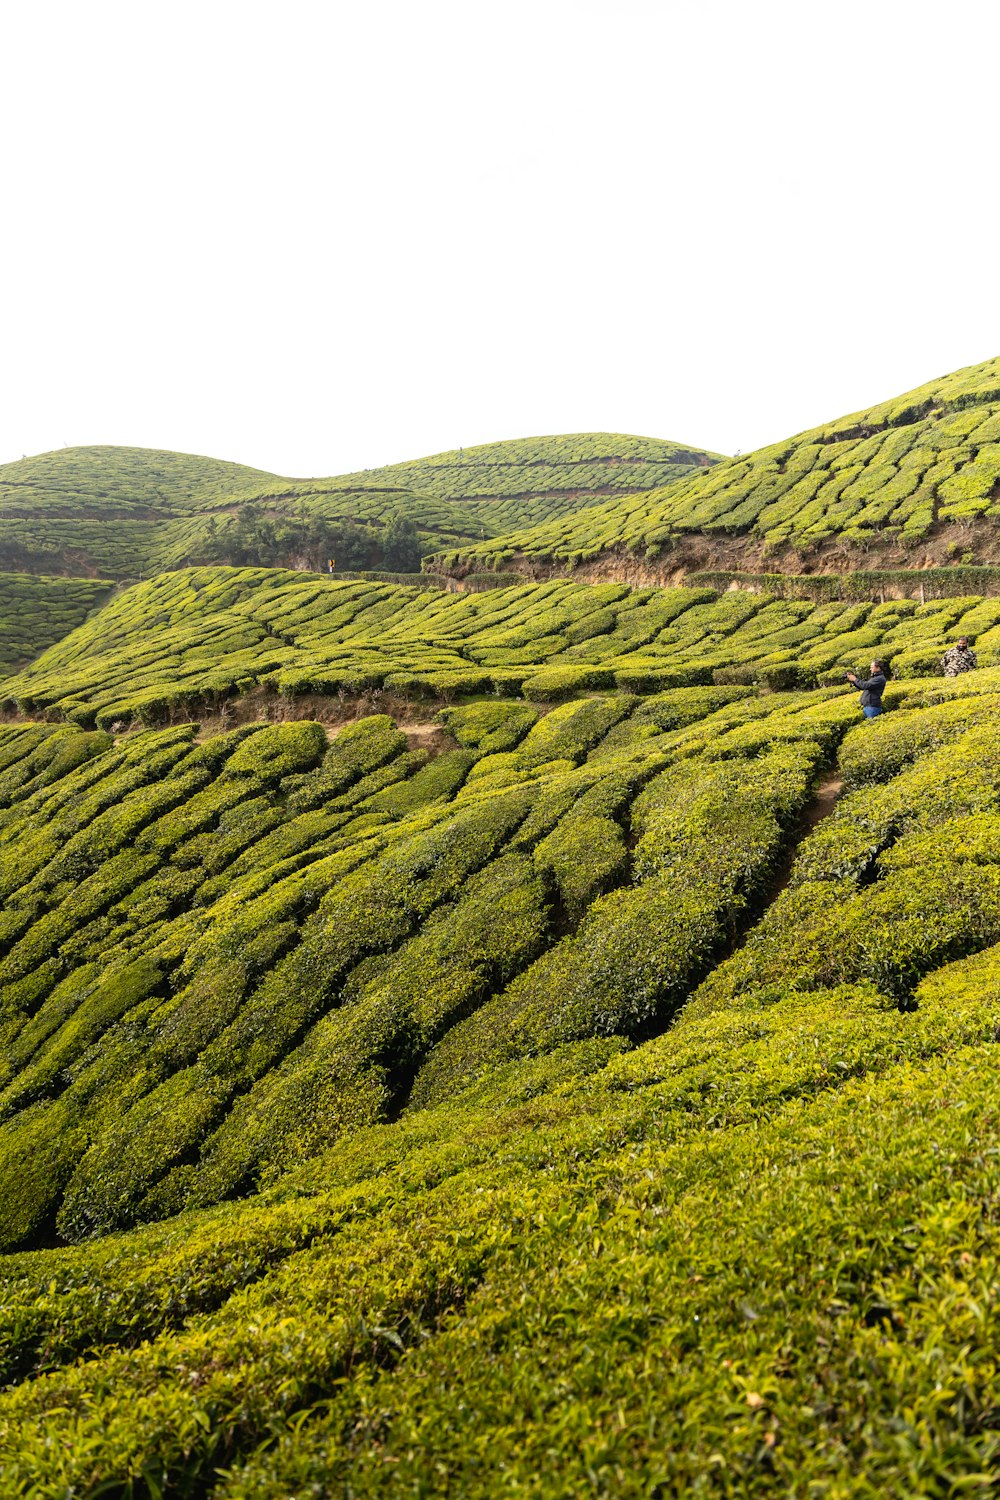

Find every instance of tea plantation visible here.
[0,574,112,679]
[439,355,1000,576]
[0,433,716,580]
[12,567,1000,729]
[2,639,1000,1492]
[8,366,1000,1493]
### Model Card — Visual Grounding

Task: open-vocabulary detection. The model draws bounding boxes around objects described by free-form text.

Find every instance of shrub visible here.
[533,813,628,922]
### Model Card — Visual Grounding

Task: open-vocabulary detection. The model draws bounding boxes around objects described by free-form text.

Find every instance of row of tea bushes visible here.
[0,573,112,677]
[689,695,1000,1018]
[409,735,828,1106]
[5,569,1000,724]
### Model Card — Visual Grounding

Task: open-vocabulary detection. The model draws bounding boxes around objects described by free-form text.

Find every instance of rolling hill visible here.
[436,355,1000,584]
[8,370,1000,1494]
[0,433,719,580]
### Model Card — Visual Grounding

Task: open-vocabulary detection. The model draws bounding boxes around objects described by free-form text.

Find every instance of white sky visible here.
[2,0,999,478]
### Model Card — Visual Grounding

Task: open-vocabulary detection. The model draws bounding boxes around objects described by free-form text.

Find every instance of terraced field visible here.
[438,355,1000,579]
[0,434,717,579]
[348,430,720,524]
[7,567,1000,729]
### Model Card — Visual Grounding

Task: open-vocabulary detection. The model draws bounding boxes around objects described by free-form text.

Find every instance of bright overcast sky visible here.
[3,0,999,477]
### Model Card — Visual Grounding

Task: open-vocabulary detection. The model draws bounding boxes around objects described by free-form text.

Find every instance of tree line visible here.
[196,503,425,573]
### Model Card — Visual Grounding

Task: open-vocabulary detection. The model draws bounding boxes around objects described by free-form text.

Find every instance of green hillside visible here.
[0,434,718,581]
[4,634,1000,1488]
[0,574,112,679]
[11,375,1000,1493]
[8,568,1000,729]
[13,564,1000,732]
[437,355,1000,579]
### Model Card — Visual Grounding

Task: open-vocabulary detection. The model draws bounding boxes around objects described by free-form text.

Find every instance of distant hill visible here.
[436,356,1000,582]
[0,574,112,678]
[341,431,720,522]
[0,433,720,580]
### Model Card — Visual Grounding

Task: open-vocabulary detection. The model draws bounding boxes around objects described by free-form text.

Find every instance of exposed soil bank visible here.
[771,772,844,902]
[444,518,1000,593]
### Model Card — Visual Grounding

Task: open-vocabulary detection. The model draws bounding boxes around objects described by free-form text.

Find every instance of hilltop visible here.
[0,433,719,580]
[435,355,1000,585]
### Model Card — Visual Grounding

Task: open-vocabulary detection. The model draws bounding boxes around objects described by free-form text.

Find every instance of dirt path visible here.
[770,770,844,904]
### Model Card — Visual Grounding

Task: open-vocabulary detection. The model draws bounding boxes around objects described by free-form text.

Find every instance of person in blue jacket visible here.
[846,659,887,720]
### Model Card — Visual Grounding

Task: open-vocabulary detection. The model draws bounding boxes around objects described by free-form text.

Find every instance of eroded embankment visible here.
[441,515,1000,592]
[0,687,496,738]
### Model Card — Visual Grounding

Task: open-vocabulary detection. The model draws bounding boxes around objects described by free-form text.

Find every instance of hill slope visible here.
[8,567,1000,727]
[437,355,1000,582]
[3,644,1000,1489]
[0,433,719,580]
[0,574,112,679]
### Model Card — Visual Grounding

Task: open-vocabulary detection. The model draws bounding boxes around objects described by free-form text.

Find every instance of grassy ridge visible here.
[4,670,1000,1490]
[6,567,1000,727]
[0,434,718,579]
[438,355,1000,573]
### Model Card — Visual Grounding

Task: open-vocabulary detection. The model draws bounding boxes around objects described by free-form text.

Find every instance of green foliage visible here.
[533,812,627,921]
[7,548,1000,1491]
[0,433,718,580]
[198,502,424,574]
[441,356,1000,574]
[436,699,538,752]
[4,940,1000,1493]
[411,741,821,1105]
[0,573,112,677]
[691,702,1000,1016]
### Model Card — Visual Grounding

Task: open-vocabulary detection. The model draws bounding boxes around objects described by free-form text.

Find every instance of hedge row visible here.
[8,568,1000,724]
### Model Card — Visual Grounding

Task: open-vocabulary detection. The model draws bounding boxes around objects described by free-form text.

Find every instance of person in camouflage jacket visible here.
[942,637,978,676]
